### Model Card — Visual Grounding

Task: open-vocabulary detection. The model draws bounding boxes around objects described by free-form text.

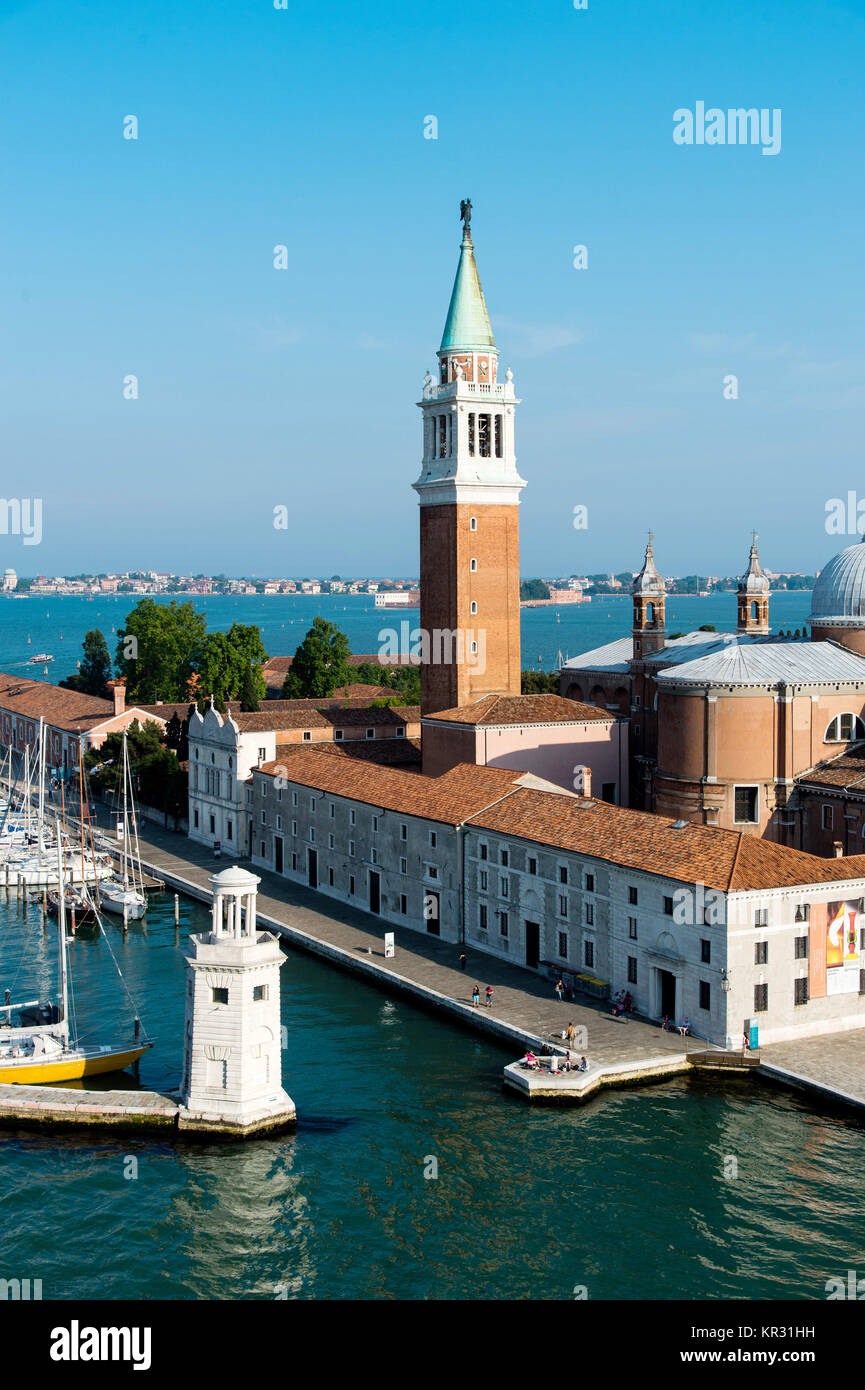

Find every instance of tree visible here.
[196,623,268,707]
[116,599,207,704]
[60,629,112,696]
[698,624,716,632]
[86,720,188,828]
[240,665,260,712]
[282,618,351,698]
[521,669,559,694]
[354,660,421,705]
[164,712,182,753]
[519,579,551,601]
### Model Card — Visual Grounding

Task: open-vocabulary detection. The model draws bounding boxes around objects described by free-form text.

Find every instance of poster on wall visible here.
[811,902,861,999]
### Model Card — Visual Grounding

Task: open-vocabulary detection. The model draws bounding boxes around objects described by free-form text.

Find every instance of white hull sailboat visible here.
[99,730,146,920]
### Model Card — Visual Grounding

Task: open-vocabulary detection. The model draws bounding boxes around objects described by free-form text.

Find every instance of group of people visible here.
[523,1050,588,1073]
[611,990,634,1016]
[554,976,576,1002]
[660,1015,691,1036]
[471,984,494,1008]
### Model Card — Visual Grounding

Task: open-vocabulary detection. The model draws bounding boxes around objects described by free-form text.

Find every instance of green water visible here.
[0,889,864,1301]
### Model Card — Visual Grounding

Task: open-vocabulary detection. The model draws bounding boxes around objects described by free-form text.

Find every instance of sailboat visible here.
[99,731,146,920]
[0,844,151,1083]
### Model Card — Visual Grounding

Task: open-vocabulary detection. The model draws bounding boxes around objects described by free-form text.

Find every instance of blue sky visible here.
[0,0,863,579]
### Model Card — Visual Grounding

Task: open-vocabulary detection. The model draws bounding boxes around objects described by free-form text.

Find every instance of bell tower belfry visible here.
[737,533,770,634]
[631,534,667,660]
[413,201,526,717]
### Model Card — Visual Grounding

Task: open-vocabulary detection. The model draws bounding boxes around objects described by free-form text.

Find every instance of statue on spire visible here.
[459,198,472,237]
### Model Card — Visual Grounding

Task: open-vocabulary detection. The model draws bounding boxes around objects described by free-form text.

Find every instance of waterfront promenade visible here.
[120,816,693,1091]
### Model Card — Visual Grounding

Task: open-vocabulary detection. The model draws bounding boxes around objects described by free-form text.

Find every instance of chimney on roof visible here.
[580,767,592,798]
[108,679,126,716]
[833,841,844,858]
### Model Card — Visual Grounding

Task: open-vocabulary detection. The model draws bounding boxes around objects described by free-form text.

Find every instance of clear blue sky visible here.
[0,0,862,579]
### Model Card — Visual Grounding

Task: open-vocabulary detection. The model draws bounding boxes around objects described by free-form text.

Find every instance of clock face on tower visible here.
[478,357,489,380]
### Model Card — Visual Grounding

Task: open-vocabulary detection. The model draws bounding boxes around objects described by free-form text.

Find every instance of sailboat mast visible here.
[122,731,130,888]
[78,738,86,890]
[56,838,70,1041]
[37,716,44,857]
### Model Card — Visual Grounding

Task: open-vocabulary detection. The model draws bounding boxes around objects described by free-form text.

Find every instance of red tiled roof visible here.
[424,694,617,725]
[254,744,865,891]
[0,673,114,733]
[796,746,865,793]
[256,747,520,824]
[225,704,420,733]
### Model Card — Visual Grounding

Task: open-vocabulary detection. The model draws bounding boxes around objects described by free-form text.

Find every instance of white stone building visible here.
[188,704,276,856]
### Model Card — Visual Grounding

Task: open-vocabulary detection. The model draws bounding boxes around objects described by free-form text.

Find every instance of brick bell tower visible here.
[631,533,667,659]
[413,200,526,716]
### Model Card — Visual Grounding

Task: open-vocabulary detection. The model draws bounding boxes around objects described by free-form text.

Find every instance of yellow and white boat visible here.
[0,843,152,1085]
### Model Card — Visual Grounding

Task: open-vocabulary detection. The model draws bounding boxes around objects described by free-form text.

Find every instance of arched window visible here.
[824,713,865,743]
[646,602,655,623]
[750,601,758,620]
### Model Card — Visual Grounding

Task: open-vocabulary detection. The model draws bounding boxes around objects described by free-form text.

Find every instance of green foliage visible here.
[521,669,559,694]
[197,623,268,707]
[86,721,187,817]
[116,599,207,703]
[60,629,112,696]
[520,578,551,601]
[698,624,716,632]
[354,660,421,705]
[281,618,352,698]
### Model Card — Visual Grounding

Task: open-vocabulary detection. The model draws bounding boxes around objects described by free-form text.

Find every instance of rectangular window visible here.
[559,865,568,885]
[334,729,344,741]
[302,731,311,742]
[628,917,637,940]
[291,821,297,836]
[585,941,594,969]
[585,873,594,893]
[400,823,407,841]
[822,805,834,830]
[480,870,488,891]
[430,831,437,848]
[227,822,233,840]
[500,911,509,938]
[558,931,568,958]
[212,987,228,1005]
[628,886,638,905]
[500,849,509,868]
[292,790,298,806]
[193,809,199,828]
[794,903,811,923]
[480,843,488,860]
[794,977,809,1006]
[700,939,711,963]
[754,908,768,927]
[627,956,637,984]
[349,809,356,826]
[258,747,266,762]
[479,904,487,930]
[328,833,334,849]
[755,941,768,965]
[528,857,537,875]
[795,935,808,960]
[558,895,568,918]
[349,840,355,857]
[329,804,335,818]
[366,728,375,740]
[291,852,297,871]
[309,827,315,843]
[500,877,509,899]
[735,786,759,824]
[699,980,710,1011]
[585,903,594,925]
[478,414,491,457]
[427,864,438,880]
[253,984,268,1002]
[468,412,475,456]
[663,896,674,916]
[310,798,316,812]
[370,848,377,864]
[400,894,408,915]
[328,867,334,886]
[400,857,407,875]
[372,816,379,833]
[261,810,266,825]
[754,983,769,1013]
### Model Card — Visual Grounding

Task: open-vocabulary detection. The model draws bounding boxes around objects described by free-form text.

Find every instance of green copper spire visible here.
[439,200,496,353]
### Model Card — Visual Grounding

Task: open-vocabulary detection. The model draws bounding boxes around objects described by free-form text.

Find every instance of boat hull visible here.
[0,1044,151,1085]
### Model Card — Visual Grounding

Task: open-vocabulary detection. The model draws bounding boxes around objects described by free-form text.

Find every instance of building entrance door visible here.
[369,871,381,914]
[308,848,317,889]
[525,921,540,969]
[274,836,283,874]
[659,968,676,1018]
[425,890,440,936]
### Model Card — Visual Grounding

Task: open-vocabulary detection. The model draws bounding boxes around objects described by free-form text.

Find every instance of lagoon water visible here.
[2,587,855,1304]
[0,590,814,680]
[1,890,864,1302]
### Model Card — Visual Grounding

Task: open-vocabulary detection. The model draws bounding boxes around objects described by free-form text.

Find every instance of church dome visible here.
[810,538,865,626]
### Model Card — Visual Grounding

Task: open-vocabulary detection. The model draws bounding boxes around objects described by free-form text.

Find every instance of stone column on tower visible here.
[413,204,526,717]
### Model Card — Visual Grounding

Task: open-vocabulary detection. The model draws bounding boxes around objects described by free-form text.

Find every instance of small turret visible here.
[737,533,770,635]
[632,534,666,658]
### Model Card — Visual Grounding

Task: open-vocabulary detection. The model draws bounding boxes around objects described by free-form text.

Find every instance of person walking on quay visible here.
[472,985,480,1007]
[485,985,494,1008]
[566,1021,576,1049]
[555,976,565,1002]
[459,952,467,972]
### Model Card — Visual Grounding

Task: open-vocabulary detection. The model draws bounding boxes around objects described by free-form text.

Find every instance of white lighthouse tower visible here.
[178,865,296,1135]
